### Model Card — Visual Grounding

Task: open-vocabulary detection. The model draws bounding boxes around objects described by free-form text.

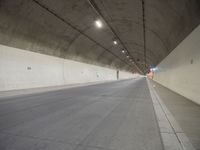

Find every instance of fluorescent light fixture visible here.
[95,20,103,28]
[113,40,117,45]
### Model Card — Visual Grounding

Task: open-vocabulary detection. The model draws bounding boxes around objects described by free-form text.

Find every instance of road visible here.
[0,77,163,150]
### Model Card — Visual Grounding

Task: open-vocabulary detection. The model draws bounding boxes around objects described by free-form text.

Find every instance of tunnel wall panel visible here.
[0,44,133,91]
[154,25,200,104]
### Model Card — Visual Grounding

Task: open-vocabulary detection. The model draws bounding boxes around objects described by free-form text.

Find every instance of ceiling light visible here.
[113,40,118,45]
[95,20,103,28]
[122,50,125,53]
[126,55,129,58]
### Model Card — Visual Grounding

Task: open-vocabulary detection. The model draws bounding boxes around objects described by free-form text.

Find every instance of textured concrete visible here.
[0,77,163,150]
[151,80,200,150]
[0,0,199,72]
[154,24,200,104]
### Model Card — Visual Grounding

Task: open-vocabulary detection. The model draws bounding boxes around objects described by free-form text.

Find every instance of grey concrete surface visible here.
[147,79,195,150]
[150,80,200,150]
[0,0,199,72]
[0,77,163,150]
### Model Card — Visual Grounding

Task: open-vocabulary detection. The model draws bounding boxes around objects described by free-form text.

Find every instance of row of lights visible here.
[95,19,134,65]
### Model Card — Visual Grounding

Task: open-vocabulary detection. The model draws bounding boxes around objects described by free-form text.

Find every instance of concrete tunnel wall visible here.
[0,44,135,91]
[154,24,200,104]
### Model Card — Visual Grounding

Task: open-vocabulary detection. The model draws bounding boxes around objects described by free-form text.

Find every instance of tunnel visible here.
[0,0,200,149]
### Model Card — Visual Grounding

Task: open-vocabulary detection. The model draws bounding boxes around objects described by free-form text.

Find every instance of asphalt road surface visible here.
[0,77,163,150]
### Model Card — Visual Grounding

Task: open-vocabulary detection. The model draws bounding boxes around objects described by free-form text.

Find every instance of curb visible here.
[147,78,195,150]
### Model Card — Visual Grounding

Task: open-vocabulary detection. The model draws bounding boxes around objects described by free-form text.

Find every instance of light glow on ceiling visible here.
[95,19,103,28]
[113,40,118,45]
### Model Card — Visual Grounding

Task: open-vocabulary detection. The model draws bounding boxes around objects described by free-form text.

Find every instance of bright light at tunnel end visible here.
[95,19,103,28]
[150,67,158,72]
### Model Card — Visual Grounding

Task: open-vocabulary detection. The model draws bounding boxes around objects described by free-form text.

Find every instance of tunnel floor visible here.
[0,78,200,150]
[0,77,199,150]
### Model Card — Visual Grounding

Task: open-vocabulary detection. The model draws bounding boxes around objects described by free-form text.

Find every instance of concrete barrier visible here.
[154,25,200,104]
[0,44,134,91]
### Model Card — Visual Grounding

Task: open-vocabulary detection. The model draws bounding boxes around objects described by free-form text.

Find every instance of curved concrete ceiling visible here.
[0,0,199,73]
